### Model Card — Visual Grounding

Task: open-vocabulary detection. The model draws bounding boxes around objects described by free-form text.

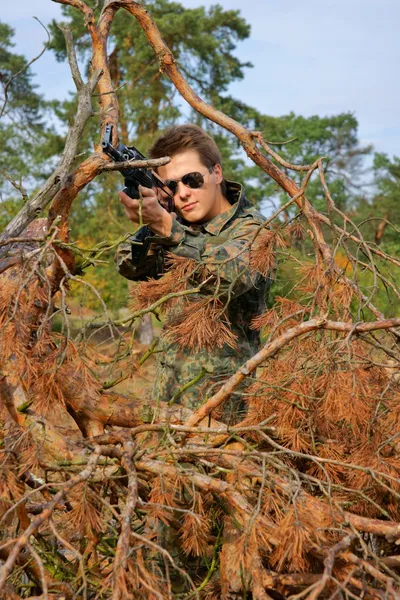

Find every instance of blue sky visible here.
[4,0,400,158]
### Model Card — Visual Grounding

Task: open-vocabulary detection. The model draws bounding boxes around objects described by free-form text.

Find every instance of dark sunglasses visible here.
[164,165,214,195]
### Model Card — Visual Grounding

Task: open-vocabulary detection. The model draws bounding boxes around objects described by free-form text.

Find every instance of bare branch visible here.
[58,25,84,90]
[100,156,170,171]
[0,171,29,203]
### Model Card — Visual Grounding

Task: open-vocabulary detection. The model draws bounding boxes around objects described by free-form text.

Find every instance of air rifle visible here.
[101,124,172,275]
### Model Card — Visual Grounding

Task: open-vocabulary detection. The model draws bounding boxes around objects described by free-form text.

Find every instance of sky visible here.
[4,0,400,158]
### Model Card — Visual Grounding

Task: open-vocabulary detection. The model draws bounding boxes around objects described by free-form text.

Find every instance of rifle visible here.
[101,124,173,276]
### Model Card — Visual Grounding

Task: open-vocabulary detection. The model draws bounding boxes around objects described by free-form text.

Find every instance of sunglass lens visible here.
[182,172,204,189]
[165,180,178,195]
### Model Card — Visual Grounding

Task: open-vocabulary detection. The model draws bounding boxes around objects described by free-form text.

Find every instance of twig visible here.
[304,535,354,600]
[58,25,84,90]
[0,171,29,203]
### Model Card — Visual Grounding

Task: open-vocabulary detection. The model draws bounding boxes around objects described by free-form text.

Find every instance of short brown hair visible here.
[149,124,223,172]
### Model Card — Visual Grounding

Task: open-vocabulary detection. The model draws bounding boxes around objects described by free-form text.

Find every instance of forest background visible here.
[2,0,400,317]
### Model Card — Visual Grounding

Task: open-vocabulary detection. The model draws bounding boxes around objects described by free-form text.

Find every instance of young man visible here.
[116,124,269,418]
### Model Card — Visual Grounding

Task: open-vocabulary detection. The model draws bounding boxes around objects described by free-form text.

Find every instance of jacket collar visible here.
[200,180,251,235]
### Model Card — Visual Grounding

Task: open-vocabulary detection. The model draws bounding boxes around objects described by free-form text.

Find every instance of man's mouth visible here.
[182,202,198,211]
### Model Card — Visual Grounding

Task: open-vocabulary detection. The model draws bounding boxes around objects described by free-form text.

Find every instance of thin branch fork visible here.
[0,170,29,203]
[58,25,84,91]
[302,535,355,600]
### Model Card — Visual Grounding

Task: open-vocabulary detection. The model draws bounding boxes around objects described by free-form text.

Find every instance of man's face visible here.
[157,149,224,224]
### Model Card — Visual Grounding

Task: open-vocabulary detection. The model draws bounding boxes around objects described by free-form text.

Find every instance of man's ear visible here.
[214,163,223,185]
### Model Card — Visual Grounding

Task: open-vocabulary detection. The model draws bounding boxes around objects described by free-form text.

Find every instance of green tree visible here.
[0,21,62,229]
[370,152,400,250]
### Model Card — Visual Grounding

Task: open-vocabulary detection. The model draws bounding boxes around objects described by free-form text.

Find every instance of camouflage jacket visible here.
[116,181,270,417]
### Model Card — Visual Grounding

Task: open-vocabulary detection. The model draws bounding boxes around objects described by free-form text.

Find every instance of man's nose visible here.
[177,181,191,200]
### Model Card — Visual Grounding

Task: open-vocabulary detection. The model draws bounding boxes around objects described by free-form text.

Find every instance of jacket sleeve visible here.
[150,216,265,297]
[115,236,161,281]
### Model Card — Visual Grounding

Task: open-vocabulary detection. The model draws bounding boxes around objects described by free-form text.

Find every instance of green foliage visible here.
[0,21,64,230]
[0,22,42,124]
[67,173,131,308]
[346,152,400,317]
[239,111,370,213]
[270,113,371,210]
[370,153,400,247]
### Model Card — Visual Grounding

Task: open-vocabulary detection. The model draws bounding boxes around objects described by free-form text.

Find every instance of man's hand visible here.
[119,185,172,237]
